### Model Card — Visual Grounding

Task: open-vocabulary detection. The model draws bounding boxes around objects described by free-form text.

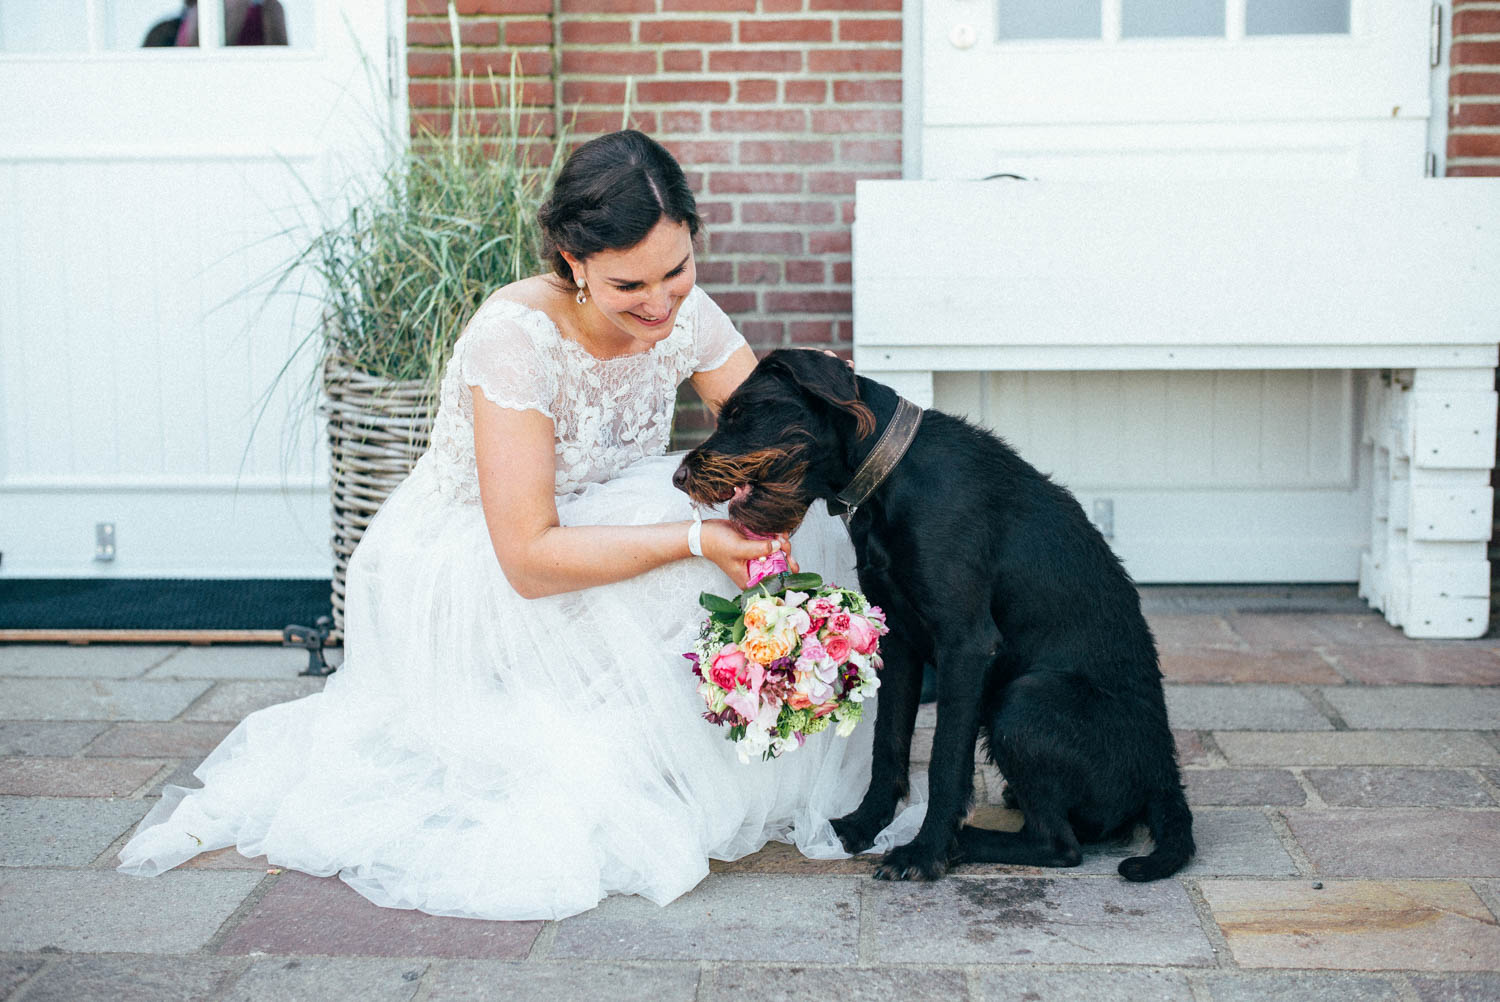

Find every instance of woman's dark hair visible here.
[537,130,701,285]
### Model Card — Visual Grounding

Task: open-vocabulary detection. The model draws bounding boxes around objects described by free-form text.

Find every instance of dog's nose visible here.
[672,465,690,491]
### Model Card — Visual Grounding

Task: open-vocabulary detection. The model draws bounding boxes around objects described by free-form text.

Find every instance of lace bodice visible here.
[426,285,746,502]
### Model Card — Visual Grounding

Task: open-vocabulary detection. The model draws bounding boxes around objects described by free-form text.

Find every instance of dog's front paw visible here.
[830,813,883,855]
[873,842,949,882]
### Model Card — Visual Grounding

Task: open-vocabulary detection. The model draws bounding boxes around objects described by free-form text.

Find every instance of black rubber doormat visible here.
[0,579,332,631]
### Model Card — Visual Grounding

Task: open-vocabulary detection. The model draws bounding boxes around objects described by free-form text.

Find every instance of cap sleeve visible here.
[691,289,749,373]
[454,302,557,419]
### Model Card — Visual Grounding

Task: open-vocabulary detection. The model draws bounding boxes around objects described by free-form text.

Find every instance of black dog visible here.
[675,349,1193,882]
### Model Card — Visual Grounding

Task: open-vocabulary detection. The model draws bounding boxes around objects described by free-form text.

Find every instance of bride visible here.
[118,129,923,920]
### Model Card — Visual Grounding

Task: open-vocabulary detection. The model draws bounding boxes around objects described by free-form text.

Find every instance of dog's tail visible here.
[1117,784,1194,882]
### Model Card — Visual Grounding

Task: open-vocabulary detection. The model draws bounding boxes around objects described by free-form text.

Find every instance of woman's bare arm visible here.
[689,344,757,417]
[471,389,784,598]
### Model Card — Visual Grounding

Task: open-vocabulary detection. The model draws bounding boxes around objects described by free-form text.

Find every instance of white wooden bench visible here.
[852,179,1500,639]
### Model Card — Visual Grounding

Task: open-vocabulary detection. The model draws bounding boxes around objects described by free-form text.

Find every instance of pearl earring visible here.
[575,279,588,305]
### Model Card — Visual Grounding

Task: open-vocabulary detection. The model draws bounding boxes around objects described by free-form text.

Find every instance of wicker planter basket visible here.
[323,358,433,633]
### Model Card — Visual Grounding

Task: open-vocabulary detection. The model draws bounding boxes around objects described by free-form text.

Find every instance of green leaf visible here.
[699,592,740,615]
[731,618,747,644]
[781,572,824,592]
[738,581,773,603]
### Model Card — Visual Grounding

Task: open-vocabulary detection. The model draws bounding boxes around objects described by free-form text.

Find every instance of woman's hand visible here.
[699,520,799,590]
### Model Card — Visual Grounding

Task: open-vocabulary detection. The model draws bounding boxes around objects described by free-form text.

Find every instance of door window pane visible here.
[116,1,308,49]
[112,1,196,48]
[1246,0,1350,35]
[221,0,297,46]
[1121,0,1225,38]
[0,3,90,51]
[997,0,1101,41]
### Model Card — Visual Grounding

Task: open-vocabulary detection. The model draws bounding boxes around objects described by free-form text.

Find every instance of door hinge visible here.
[1429,3,1443,69]
[386,34,399,100]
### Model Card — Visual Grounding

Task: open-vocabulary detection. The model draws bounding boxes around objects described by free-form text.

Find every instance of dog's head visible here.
[674,349,876,535]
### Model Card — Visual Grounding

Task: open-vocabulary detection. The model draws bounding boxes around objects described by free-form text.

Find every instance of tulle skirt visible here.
[118,453,925,920]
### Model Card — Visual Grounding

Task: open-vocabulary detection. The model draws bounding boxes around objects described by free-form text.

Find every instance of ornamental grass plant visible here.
[275,9,565,411]
[259,6,567,629]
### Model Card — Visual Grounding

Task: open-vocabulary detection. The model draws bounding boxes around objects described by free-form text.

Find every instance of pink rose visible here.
[828,611,852,634]
[710,645,748,691]
[846,615,880,655]
[798,639,828,665]
[824,635,851,663]
[807,597,839,619]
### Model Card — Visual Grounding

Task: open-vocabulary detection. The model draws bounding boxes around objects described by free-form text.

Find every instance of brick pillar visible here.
[1448,1,1500,175]
[554,0,904,446]
[1448,2,1500,599]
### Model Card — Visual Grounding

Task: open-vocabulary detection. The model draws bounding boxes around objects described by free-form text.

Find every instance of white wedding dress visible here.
[118,285,925,920]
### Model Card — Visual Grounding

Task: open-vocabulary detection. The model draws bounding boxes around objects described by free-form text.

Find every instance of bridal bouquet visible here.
[686,552,887,762]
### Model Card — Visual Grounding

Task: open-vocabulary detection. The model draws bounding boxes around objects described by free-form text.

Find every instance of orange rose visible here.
[743,632,793,664]
[743,600,774,631]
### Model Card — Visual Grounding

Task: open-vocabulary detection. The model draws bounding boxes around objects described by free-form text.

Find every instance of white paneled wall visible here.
[933,369,1368,582]
[936,369,1354,490]
[0,153,328,575]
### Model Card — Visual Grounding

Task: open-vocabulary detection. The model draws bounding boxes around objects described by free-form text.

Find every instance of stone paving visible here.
[1,589,1499,1000]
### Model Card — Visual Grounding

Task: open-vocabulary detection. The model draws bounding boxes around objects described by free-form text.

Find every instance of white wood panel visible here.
[921,119,1429,181]
[2,486,327,578]
[1411,487,1494,542]
[861,344,1498,372]
[855,180,1500,350]
[1,155,320,483]
[935,370,1355,491]
[928,379,1369,582]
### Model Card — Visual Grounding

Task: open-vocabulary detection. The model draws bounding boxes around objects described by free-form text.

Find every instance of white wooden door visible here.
[0,0,394,578]
[919,0,1433,179]
[908,0,1437,582]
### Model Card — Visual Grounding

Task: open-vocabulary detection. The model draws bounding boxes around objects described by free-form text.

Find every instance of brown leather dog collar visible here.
[829,396,924,519]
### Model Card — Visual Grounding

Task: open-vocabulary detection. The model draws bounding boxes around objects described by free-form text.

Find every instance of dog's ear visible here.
[762,349,876,439]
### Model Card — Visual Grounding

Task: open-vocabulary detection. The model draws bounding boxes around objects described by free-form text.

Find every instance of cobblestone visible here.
[1200,879,1500,970]
[1286,810,1500,877]
[0,797,150,866]
[1304,768,1495,807]
[1213,731,1499,767]
[1164,686,1333,731]
[1319,686,1500,730]
[0,679,210,722]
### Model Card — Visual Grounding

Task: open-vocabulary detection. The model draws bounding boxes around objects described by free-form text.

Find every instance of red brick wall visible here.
[406,0,903,445]
[1445,2,1500,548]
[1448,1,1500,176]
[407,1,558,157]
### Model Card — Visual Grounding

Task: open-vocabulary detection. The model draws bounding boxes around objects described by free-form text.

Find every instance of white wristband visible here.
[687,512,704,557]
